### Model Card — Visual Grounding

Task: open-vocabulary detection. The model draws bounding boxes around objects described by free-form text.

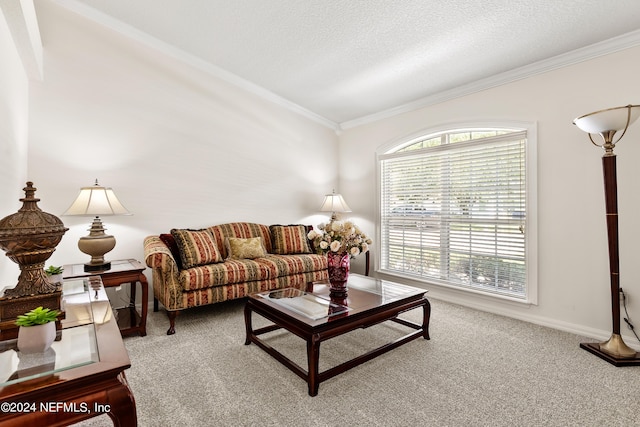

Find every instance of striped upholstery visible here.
[208,223,272,258]
[180,253,327,290]
[170,228,223,268]
[144,223,329,316]
[269,224,312,254]
[179,270,329,309]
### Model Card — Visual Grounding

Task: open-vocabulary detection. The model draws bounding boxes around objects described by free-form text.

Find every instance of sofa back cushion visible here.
[269,224,313,254]
[170,228,223,269]
[208,223,273,259]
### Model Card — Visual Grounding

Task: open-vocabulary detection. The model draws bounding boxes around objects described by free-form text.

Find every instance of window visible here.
[378,124,536,302]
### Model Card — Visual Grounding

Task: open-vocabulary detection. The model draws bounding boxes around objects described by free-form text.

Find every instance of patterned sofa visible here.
[144,222,328,334]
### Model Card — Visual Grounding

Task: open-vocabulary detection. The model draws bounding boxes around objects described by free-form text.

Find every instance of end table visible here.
[63,259,148,337]
[1,276,137,426]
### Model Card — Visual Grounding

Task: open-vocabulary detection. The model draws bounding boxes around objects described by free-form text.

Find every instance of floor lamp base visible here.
[580,342,640,367]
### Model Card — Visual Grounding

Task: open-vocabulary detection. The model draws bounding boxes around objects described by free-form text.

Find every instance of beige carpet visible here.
[74,297,640,427]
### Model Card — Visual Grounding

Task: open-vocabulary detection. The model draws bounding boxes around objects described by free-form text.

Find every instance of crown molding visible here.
[48,1,640,134]
[339,29,640,131]
[51,0,340,131]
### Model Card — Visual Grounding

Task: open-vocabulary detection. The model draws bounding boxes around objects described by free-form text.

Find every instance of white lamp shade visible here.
[320,193,352,213]
[63,182,131,216]
[573,105,640,134]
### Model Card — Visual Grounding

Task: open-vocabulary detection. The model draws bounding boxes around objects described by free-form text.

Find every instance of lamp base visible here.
[580,340,640,367]
[84,261,111,272]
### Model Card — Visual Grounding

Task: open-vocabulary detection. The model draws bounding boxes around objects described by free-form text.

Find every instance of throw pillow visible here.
[269,224,312,255]
[159,233,184,270]
[170,228,223,269]
[225,237,266,260]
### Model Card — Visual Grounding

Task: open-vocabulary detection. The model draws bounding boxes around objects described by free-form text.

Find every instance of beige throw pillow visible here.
[225,237,266,260]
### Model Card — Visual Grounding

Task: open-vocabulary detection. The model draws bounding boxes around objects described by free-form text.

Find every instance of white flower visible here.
[310,219,372,258]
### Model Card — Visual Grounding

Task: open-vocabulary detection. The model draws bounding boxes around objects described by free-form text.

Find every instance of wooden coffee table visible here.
[244,274,430,396]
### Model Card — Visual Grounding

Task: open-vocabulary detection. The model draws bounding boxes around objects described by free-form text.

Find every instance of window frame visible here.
[375,121,538,305]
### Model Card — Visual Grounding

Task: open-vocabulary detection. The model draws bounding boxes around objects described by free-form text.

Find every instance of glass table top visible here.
[260,288,352,320]
[0,278,108,387]
[255,274,427,322]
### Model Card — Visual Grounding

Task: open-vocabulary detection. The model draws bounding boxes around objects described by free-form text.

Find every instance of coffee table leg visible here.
[422,299,431,340]
[244,303,253,345]
[307,334,321,396]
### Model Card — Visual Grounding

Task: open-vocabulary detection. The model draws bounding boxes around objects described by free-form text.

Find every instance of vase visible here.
[17,322,56,354]
[327,251,350,297]
[47,273,63,285]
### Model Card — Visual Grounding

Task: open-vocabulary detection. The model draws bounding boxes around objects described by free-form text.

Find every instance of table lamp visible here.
[320,190,352,221]
[63,180,131,272]
[573,104,640,366]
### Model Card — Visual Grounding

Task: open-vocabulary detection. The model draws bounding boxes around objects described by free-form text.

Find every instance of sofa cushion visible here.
[208,223,273,258]
[178,254,328,290]
[261,254,327,277]
[269,224,312,255]
[171,228,223,269]
[180,258,276,290]
[225,237,267,260]
[159,233,184,270]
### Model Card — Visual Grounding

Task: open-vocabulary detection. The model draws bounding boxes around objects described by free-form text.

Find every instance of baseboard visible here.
[426,291,640,352]
[374,272,640,352]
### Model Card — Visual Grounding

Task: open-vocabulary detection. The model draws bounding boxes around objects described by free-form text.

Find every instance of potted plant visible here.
[15,306,60,353]
[45,265,64,285]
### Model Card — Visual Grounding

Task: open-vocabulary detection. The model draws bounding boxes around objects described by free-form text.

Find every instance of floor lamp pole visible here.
[578,132,640,366]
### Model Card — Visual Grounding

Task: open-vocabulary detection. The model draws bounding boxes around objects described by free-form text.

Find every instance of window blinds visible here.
[379,130,527,298]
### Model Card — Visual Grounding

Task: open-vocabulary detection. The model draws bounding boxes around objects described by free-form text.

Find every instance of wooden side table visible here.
[0,276,137,426]
[63,259,148,337]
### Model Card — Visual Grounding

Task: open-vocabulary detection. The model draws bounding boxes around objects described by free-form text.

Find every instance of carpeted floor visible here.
[74,297,640,427]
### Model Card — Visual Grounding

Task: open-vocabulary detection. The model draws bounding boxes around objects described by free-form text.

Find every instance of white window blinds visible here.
[379,129,528,299]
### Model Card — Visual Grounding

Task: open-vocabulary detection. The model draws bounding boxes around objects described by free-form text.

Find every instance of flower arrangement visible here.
[308,220,372,258]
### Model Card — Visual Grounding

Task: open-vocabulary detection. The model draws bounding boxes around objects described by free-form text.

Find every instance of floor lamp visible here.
[573,104,640,366]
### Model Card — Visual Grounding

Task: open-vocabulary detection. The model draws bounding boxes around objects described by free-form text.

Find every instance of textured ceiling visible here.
[55,0,640,127]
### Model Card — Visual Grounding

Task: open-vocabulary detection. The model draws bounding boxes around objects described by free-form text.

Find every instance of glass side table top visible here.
[0,278,106,386]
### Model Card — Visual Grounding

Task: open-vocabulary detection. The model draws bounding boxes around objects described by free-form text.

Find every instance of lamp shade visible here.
[320,192,352,214]
[573,104,640,134]
[63,180,131,216]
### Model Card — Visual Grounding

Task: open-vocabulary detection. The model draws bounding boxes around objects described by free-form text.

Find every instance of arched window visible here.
[377,123,537,302]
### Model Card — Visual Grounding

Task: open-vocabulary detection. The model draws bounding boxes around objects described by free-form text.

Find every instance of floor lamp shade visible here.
[63,180,131,272]
[573,105,640,366]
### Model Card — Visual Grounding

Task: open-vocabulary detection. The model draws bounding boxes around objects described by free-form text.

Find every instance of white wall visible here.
[6,2,640,345]
[24,2,338,278]
[0,7,29,292]
[339,45,640,345]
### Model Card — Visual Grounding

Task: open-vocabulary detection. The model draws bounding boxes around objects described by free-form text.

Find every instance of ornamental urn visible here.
[0,182,68,298]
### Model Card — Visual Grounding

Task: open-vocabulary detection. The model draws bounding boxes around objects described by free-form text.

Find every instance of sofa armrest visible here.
[144,236,184,310]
